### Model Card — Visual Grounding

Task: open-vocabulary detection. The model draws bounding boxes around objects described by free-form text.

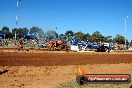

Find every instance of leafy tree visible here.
[29,26,44,38]
[74,31,85,41]
[130,40,132,45]
[1,26,12,39]
[46,30,58,40]
[85,33,93,42]
[84,33,91,41]
[5,31,13,39]
[102,35,113,42]
[2,26,9,32]
[113,34,126,44]
[65,30,74,37]
[12,28,17,36]
[91,31,103,42]
[12,27,29,38]
[65,30,74,41]
[59,34,67,40]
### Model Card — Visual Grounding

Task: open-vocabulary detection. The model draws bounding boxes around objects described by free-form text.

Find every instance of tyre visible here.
[18,48,20,51]
[76,75,86,85]
[49,46,54,51]
[57,45,61,51]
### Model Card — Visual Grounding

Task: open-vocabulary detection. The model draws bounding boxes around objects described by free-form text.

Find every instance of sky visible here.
[0,0,132,41]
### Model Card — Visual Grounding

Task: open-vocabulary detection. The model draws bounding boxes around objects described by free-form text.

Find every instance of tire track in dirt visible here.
[0,51,132,66]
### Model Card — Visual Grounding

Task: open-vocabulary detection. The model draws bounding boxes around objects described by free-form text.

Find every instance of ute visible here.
[71,40,112,52]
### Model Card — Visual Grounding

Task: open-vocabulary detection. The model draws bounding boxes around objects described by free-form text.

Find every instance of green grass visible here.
[56,80,132,88]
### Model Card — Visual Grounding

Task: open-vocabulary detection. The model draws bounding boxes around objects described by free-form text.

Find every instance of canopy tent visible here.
[0,33,4,39]
[24,34,36,39]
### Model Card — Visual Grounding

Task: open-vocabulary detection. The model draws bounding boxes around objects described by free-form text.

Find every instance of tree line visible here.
[0,26,44,39]
[0,26,132,45]
[61,30,132,45]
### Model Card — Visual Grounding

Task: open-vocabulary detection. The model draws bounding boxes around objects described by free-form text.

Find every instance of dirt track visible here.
[0,49,132,66]
[0,49,132,88]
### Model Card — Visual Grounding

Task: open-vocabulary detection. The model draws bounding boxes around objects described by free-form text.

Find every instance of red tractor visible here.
[49,40,68,51]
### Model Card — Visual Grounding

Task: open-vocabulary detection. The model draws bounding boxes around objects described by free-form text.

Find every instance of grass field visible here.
[57,80,132,88]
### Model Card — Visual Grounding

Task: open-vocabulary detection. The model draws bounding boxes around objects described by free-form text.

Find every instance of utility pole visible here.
[15,0,21,44]
[125,16,128,50]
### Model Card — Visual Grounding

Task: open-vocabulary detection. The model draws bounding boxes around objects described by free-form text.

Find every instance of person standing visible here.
[18,39,23,51]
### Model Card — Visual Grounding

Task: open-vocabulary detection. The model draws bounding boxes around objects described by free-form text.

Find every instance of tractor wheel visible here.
[49,46,54,51]
[51,46,54,51]
[63,45,67,51]
[65,46,69,52]
[57,45,61,51]
[76,75,86,85]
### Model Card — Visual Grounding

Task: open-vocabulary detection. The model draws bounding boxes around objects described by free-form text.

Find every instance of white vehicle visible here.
[128,48,132,50]
[104,43,110,47]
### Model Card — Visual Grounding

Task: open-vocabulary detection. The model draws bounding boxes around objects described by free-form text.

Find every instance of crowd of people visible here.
[0,38,132,52]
